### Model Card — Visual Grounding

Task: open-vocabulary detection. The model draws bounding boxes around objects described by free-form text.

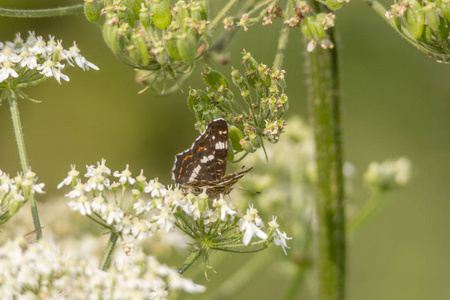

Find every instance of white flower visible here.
[239,218,268,245]
[105,204,124,225]
[153,206,176,232]
[0,61,19,82]
[273,228,292,255]
[57,165,79,189]
[214,196,236,221]
[113,164,136,185]
[68,195,92,216]
[145,178,167,197]
[37,59,69,84]
[64,42,99,71]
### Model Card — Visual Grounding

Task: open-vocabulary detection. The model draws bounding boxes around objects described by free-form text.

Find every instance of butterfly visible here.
[172,118,252,197]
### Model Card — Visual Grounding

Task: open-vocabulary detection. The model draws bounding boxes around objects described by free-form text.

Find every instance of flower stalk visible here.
[0,5,83,18]
[306,19,345,300]
[7,90,43,240]
[99,232,119,271]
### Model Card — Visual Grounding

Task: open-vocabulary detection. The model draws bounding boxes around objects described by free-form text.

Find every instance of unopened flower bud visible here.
[151,0,171,29]
[229,126,244,152]
[402,0,425,38]
[202,65,229,90]
[84,0,102,23]
[177,30,198,64]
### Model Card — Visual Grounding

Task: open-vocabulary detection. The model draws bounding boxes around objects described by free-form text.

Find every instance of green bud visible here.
[325,0,343,10]
[123,0,144,20]
[240,138,255,153]
[301,16,325,40]
[248,132,261,148]
[187,89,200,112]
[165,34,182,60]
[391,5,402,31]
[139,4,151,28]
[202,66,229,90]
[177,30,198,64]
[422,25,432,42]
[151,0,171,29]
[9,199,22,216]
[440,0,450,23]
[227,143,235,161]
[403,0,425,39]
[84,0,102,23]
[198,189,208,213]
[176,1,190,30]
[132,33,150,66]
[117,6,135,27]
[102,20,119,53]
[229,126,244,152]
[424,8,440,32]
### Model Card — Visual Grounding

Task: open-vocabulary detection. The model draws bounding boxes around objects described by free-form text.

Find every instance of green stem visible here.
[203,251,272,300]
[0,4,83,18]
[273,20,290,70]
[306,20,345,300]
[178,250,202,274]
[7,90,43,240]
[99,232,119,271]
[347,189,386,237]
[208,0,243,32]
[282,262,309,300]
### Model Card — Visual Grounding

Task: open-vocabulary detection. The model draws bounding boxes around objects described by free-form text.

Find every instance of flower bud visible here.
[151,0,172,29]
[403,0,425,39]
[102,20,119,54]
[117,6,135,27]
[176,1,190,30]
[440,0,450,24]
[198,189,208,213]
[165,33,182,60]
[228,126,244,152]
[84,0,102,23]
[424,7,449,38]
[202,66,229,90]
[325,0,343,10]
[139,4,151,28]
[177,30,198,64]
[132,32,150,66]
[301,16,325,40]
[248,131,261,148]
[123,0,142,20]
[240,138,255,153]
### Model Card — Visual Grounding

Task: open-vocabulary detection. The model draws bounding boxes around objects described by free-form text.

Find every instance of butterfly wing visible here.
[172,119,229,184]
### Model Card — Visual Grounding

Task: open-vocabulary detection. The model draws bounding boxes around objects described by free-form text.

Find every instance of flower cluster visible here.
[88,0,210,93]
[0,32,98,92]
[0,168,44,225]
[188,51,288,161]
[222,3,283,31]
[386,0,450,62]
[59,159,290,258]
[364,158,412,190]
[299,9,337,52]
[0,238,205,299]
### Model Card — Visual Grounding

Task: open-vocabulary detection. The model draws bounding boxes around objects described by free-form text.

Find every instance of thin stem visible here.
[208,0,243,32]
[273,24,290,70]
[0,5,83,18]
[347,189,386,237]
[7,90,43,240]
[99,232,119,271]
[306,16,345,300]
[203,251,272,300]
[179,250,202,274]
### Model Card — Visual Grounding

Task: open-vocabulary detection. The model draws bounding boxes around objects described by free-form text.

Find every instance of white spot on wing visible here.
[215,141,226,149]
[189,165,202,182]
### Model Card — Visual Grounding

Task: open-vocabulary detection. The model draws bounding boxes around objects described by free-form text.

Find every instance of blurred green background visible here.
[1,1,450,299]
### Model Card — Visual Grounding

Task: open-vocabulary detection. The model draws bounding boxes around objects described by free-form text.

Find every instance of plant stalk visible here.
[0,5,83,18]
[99,232,119,271]
[7,90,43,240]
[178,250,202,274]
[306,25,345,300]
